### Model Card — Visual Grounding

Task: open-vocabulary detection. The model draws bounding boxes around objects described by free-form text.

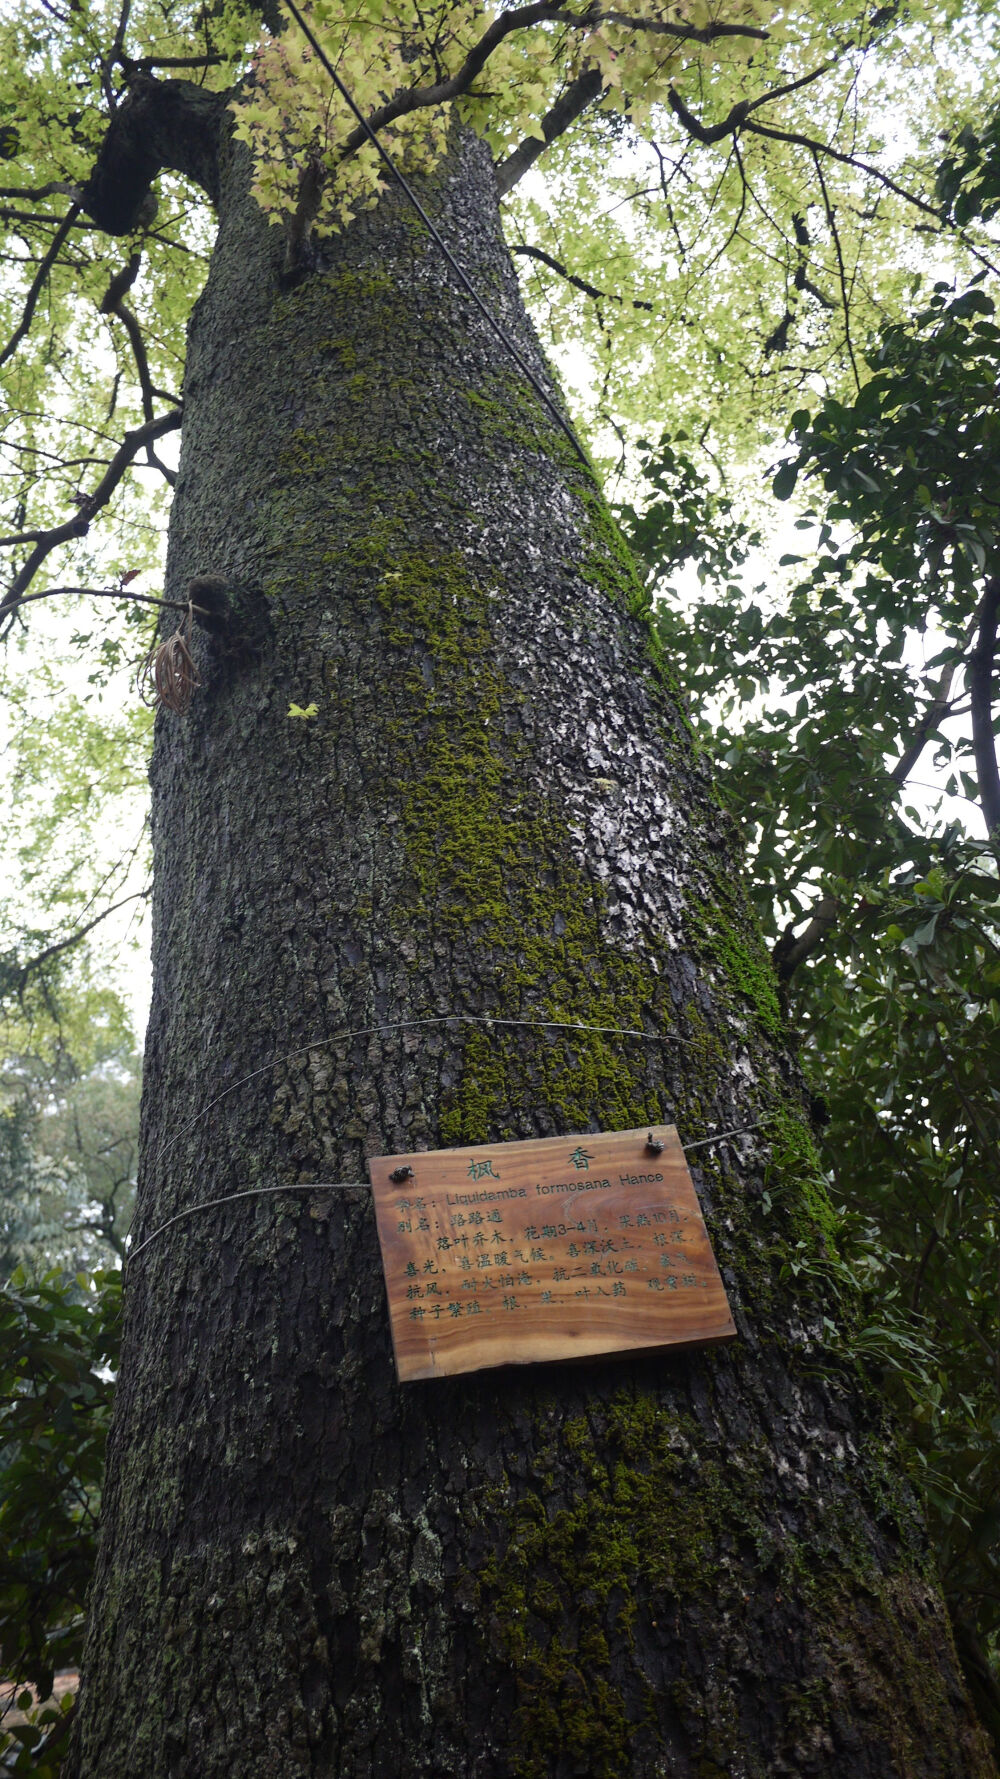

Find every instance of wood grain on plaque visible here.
[369,1125,736,1381]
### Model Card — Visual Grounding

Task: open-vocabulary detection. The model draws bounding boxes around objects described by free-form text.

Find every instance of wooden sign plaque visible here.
[368,1125,736,1382]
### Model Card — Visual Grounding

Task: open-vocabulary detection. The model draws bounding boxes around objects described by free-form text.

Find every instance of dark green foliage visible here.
[0,1271,121,1772]
[781,278,1000,604]
[614,435,761,593]
[804,842,1000,1661]
[937,114,1000,226]
[0,1104,37,1281]
[622,204,1000,1729]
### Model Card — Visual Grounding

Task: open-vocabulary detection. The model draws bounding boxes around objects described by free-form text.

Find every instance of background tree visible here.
[620,113,1000,1741]
[1,0,1000,1775]
[1,1043,140,1278]
[1,913,142,1280]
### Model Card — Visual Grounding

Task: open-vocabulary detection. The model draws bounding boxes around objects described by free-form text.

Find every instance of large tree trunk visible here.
[68,122,995,1778]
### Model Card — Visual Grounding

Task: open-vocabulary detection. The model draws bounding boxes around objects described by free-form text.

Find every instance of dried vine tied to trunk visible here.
[137,596,200,713]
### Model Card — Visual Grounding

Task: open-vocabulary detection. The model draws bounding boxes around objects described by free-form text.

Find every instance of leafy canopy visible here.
[231,0,768,231]
[1,0,999,507]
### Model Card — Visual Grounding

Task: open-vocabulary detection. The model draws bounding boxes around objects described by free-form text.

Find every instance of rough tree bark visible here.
[67,92,995,1779]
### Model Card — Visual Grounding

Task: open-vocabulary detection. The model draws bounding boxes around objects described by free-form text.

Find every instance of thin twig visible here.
[0,584,206,620]
[0,202,82,369]
[810,145,860,391]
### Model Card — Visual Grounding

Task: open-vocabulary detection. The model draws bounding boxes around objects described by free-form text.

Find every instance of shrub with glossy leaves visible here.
[0,1270,120,1774]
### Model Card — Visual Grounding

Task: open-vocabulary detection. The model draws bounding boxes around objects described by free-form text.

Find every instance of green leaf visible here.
[772,462,798,502]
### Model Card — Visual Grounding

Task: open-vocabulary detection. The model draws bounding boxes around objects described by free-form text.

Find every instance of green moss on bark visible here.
[476,1387,984,1779]
[364,540,666,1140]
[685,880,784,1045]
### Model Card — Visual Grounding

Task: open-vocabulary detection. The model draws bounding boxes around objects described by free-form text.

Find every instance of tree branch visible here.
[346,5,768,168]
[511,240,653,309]
[118,52,224,73]
[773,893,839,984]
[665,65,976,255]
[497,66,604,195]
[665,57,838,151]
[765,213,833,356]
[773,633,976,981]
[598,10,768,40]
[889,644,967,787]
[0,181,81,201]
[0,206,97,229]
[3,891,150,1004]
[0,409,183,626]
[1,584,203,621]
[99,254,179,483]
[0,203,82,370]
[342,3,590,156]
[104,0,133,107]
[969,575,1000,840]
[743,118,944,227]
[667,83,750,145]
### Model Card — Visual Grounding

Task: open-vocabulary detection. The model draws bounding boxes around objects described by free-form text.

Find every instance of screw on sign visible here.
[368,1125,736,1381]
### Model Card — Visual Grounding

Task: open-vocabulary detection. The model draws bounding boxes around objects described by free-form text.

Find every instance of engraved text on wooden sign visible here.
[368,1125,736,1382]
